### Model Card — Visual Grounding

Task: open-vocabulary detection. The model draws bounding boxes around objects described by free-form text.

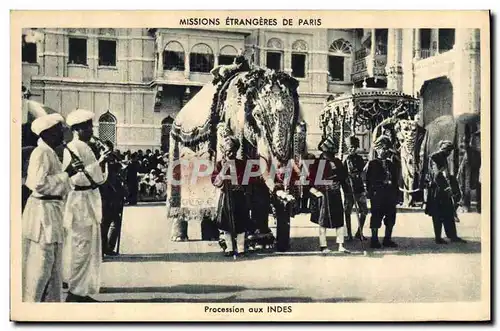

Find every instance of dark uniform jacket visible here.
[309,153,349,228]
[343,153,366,195]
[365,158,399,205]
[425,151,461,217]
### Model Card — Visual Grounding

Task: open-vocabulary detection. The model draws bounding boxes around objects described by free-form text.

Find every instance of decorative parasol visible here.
[320,87,420,158]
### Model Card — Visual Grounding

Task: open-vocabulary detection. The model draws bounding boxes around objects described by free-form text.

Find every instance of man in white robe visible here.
[62,109,109,302]
[22,114,83,302]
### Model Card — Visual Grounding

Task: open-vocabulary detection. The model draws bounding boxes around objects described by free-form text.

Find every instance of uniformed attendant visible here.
[343,136,369,241]
[310,136,350,254]
[366,135,399,249]
[22,114,82,302]
[211,136,251,257]
[425,140,467,244]
[62,109,110,302]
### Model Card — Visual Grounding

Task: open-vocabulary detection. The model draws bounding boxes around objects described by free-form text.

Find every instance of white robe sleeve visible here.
[26,149,70,196]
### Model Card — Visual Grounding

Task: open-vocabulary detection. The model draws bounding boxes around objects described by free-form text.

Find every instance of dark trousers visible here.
[274,199,291,252]
[127,183,138,205]
[300,188,310,211]
[101,204,124,253]
[369,191,397,229]
[432,215,458,240]
[201,215,220,241]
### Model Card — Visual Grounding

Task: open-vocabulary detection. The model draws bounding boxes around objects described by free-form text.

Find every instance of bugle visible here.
[62,142,99,189]
[90,135,120,162]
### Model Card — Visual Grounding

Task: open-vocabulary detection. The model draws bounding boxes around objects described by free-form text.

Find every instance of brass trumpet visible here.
[90,136,120,162]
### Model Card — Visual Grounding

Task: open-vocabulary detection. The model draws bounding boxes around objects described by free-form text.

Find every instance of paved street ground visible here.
[94,204,482,303]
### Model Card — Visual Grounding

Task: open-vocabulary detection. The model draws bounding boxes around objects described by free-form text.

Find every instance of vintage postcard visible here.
[11,10,490,322]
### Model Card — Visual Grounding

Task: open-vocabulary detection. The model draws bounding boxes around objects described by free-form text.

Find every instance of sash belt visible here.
[74,185,94,191]
[34,195,63,201]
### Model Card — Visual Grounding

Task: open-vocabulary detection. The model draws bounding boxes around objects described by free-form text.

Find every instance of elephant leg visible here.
[171,216,188,241]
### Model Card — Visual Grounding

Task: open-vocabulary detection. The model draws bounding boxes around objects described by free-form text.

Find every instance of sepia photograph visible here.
[11,10,490,322]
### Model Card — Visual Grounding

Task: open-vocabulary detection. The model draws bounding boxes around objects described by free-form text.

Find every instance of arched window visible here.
[190,43,214,73]
[98,111,117,146]
[328,39,352,82]
[219,45,238,65]
[291,40,308,78]
[329,38,352,54]
[163,41,185,71]
[266,38,284,71]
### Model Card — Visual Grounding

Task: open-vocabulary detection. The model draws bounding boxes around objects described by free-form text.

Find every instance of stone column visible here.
[214,52,219,67]
[370,29,376,56]
[453,28,481,116]
[469,29,481,113]
[430,29,439,56]
[260,48,266,67]
[184,52,190,79]
[284,50,292,75]
[155,32,163,78]
[414,28,421,60]
[386,28,403,91]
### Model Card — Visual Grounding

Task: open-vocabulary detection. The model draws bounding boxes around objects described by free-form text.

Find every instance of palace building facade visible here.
[21,28,481,153]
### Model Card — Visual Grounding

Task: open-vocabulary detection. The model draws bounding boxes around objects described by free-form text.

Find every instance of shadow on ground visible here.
[290,236,481,256]
[109,296,364,303]
[104,251,270,263]
[105,236,480,263]
[100,284,291,294]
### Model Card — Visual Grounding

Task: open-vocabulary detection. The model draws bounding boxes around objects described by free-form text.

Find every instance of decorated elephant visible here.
[419,113,481,212]
[166,65,304,245]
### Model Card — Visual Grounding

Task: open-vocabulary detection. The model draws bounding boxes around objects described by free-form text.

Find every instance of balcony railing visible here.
[375,44,387,56]
[418,47,454,60]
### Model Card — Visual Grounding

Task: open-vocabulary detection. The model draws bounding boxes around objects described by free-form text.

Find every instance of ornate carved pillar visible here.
[386,29,403,91]
[453,28,481,116]
[214,52,219,67]
[468,28,481,113]
[370,29,376,56]
[414,28,421,60]
[430,29,439,56]
[259,48,266,67]
[184,52,190,79]
[155,31,163,78]
[284,50,292,75]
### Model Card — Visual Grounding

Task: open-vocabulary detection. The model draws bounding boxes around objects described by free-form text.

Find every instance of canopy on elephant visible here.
[321,87,420,157]
[170,83,219,149]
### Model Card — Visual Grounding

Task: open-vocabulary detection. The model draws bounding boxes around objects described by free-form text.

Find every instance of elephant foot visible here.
[171,236,189,242]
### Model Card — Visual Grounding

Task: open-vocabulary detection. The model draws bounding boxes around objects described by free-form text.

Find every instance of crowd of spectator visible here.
[114,148,169,204]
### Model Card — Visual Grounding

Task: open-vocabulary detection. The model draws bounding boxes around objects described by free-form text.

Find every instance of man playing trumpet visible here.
[62,109,111,302]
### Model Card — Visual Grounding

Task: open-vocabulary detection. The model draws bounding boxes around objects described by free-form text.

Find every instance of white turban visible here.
[31,113,64,136]
[66,109,95,127]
